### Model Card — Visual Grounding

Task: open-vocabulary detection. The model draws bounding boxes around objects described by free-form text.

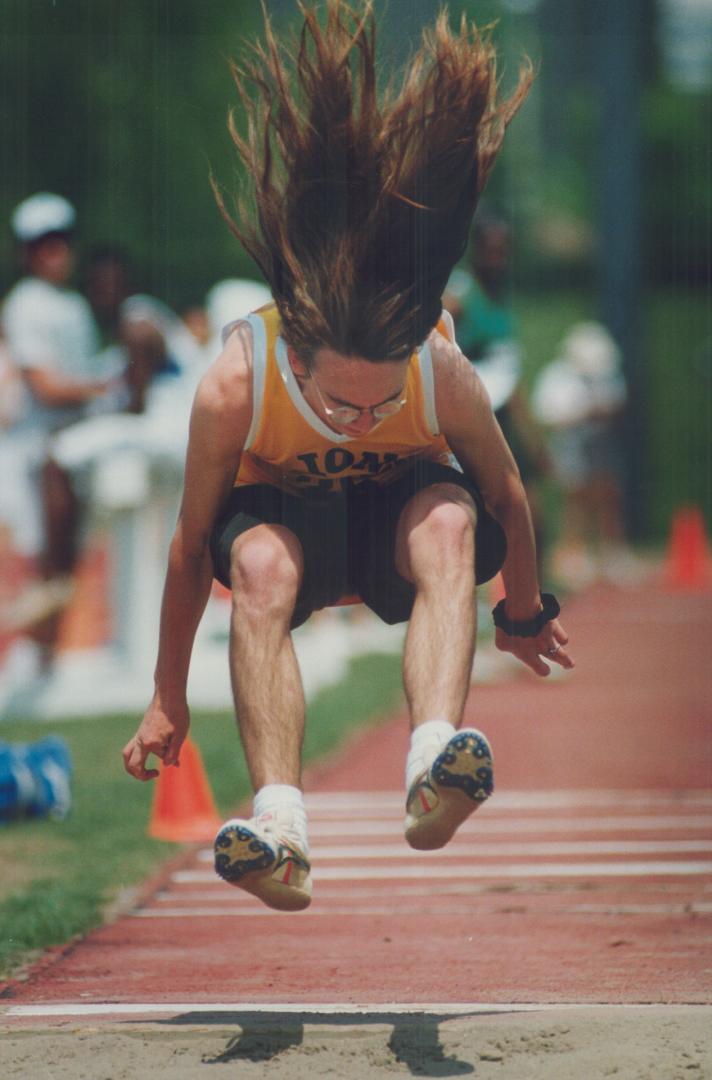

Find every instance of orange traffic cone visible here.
[149,737,223,842]
[664,506,712,590]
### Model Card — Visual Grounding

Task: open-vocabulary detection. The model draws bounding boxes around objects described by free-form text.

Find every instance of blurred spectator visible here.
[0,194,120,662]
[83,245,205,415]
[3,194,114,434]
[180,303,211,351]
[0,328,24,430]
[532,321,633,586]
[83,243,135,348]
[45,264,217,544]
[0,330,32,608]
[444,214,551,572]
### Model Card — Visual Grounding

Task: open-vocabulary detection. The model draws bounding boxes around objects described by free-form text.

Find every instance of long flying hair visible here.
[215,0,532,363]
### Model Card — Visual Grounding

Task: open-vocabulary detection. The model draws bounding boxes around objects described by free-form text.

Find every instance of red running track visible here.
[1,577,711,1018]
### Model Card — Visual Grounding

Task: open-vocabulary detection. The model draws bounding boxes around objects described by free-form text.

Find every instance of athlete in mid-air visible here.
[123,0,573,911]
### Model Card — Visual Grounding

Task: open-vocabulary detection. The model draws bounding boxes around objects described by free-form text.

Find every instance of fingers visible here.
[551,646,574,670]
[122,733,182,781]
[525,652,552,678]
[497,635,561,677]
[538,643,574,672]
[544,639,574,670]
[539,619,574,672]
[495,624,574,676]
[122,738,160,782]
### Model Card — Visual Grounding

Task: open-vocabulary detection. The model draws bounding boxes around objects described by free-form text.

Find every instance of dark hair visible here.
[214,0,532,363]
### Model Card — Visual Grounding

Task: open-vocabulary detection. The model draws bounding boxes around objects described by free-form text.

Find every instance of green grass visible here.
[0,651,403,979]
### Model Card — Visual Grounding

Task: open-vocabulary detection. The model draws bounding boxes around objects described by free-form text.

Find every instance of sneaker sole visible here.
[405,729,494,851]
[213,820,312,912]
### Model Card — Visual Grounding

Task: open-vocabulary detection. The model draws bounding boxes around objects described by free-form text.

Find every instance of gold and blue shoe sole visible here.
[405,729,494,851]
[213,820,313,911]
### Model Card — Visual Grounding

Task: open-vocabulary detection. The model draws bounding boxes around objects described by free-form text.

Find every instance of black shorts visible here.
[210,460,506,628]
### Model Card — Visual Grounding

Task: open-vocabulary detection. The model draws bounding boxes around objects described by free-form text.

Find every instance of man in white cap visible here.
[1,193,112,660]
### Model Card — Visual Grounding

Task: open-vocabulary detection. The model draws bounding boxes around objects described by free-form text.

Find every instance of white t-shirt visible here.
[532,358,627,428]
[2,276,104,435]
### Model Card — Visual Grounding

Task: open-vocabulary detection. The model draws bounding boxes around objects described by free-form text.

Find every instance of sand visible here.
[1,1006,710,1079]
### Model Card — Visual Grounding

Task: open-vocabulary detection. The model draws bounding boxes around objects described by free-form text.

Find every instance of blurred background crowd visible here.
[0,0,710,709]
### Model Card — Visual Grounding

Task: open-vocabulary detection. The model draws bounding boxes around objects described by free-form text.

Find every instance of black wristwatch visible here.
[492,593,561,638]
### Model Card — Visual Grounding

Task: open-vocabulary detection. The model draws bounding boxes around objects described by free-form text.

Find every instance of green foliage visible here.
[0,0,267,306]
[1,1,707,302]
[642,85,712,283]
[0,649,404,979]
[643,288,711,537]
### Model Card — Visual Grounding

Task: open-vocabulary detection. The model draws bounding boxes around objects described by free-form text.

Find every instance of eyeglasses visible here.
[309,370,407,426]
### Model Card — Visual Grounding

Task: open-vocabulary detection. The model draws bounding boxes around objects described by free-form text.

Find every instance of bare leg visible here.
[395,484,493,850]
[229,524,306,790]
[396,484,478,732]
[40,457,81,579]
[20,457,81,663]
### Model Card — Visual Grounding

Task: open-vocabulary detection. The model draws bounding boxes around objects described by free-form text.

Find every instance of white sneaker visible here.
[213,810,312,912]
[404,728,494,850]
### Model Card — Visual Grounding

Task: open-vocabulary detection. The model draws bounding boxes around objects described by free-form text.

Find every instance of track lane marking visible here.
[154,883,709,903]
[131,901,712,918]
[302,815,712,837]
[196,839,712,862]
[304,790,712,812]
[173,861,712,884]
[5,1002,709,1019]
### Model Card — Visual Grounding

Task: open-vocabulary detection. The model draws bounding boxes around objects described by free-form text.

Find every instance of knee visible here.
[230,526,303,618]
[403,490,476,581]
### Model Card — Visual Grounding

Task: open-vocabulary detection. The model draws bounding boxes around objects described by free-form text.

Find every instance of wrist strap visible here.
[492,593,560,638]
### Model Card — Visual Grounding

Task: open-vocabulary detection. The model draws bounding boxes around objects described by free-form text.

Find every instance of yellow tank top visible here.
[234,304,454,496]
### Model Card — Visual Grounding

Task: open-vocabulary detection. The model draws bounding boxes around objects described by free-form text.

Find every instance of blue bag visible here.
[0,736,73,822]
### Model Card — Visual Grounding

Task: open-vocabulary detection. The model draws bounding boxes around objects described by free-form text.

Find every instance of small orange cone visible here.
[664,506,712,590]
[149,737,223,842]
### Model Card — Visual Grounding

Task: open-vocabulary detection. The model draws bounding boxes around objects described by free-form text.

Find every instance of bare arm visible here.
[23,366,109,407]
[431,331,573,676]
[123,323,254,779]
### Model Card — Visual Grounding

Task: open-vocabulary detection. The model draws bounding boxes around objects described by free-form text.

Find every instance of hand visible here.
[122,698,190,781]
[495,617,574,677]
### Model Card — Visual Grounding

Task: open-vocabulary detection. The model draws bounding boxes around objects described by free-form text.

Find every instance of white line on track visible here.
[304,790,712,813]
[173,860,712,884]
[131,901,712,919]
[154,882,710,903]
[5,1002,709,1019]
[197,839,712,863]
[302,815,712,837]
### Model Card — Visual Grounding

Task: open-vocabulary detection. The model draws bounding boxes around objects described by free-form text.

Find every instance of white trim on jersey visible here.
[417,339,440,436]
[274,334,351,443]
[221,318,243,346]
[243,314,268,451]
[439,307,457,346]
